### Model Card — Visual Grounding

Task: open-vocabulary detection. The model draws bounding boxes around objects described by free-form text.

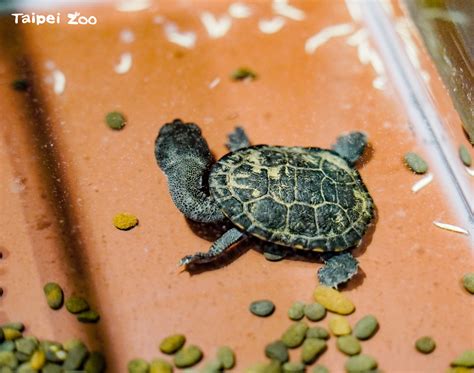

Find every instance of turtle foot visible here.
[317,252,359,288]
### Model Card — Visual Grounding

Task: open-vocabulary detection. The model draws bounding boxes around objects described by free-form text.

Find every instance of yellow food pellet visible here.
[113,213,138,230]
[447,368,472,373]
[31,350,46,370]
[2,328,22,340]
[329,316,352,336]
[313,286,355,315]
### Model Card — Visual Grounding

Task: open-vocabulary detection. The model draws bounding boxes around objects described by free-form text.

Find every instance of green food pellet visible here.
[231,68,257,81]
[43,283,64,310]
[304,303,326,322]
[159,334,186,354]
[63,339,84,351]
[301,338,327,364]
[404,152,428,174]
[451,350,474,367]
[16,363,36,373]
[2,328,22,341]
[14,338,36,355]
[201,360,223,373]
[249,300,275,317]
[282,361,305,373]
[65,296,89,314]
[173,345,203,368]
[265,341,289,363]
[245,360,281,373]
[113,213,139,230]
[462,273,474,294]
[281,322,308,348]
[15,351,29,362]
[128,358,149,373]
[12,79,29,91]
[0,323,24,332]
[77,310,100,323]
[216,346,235,369]
[106,111,126,130]
[0,351,18,368]
[415,336,436,354]
[344,354,377,372]
[353,315,379,340]
[150,359,173,373]
[84,351,106,373]
[459,145,472,167]
[0,341,15,352]
[42,363,62,373]
[288,302,305,321]
[337,336,361,356]
[312,365,329,373]
[30,350,46,370]
[63,342,89,369]
[306,327,329,340]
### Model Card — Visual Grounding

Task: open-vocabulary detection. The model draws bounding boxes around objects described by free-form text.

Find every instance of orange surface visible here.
[0,1,473,372]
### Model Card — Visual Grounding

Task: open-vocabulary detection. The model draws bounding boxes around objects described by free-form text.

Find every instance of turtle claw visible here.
[318,252,359,288]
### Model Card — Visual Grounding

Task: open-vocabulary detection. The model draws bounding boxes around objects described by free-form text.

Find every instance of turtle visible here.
[155,119,375,287]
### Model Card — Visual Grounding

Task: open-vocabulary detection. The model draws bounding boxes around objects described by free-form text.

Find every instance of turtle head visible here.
[155,119,212,171]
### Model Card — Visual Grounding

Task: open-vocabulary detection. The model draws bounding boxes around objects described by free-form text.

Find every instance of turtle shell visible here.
[209,146,374,252]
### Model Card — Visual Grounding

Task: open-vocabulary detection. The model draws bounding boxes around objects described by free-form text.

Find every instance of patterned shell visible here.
[209,146,374,252]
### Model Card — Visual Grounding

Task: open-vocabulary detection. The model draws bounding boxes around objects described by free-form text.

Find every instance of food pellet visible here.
[265,340,289,363]
[15,338,37,355]
[63,342,89,369]
[30,350,46,370]
[345,354,377,372]
[0,351,18,368]
[312,365,329,373]
[65,296,89,314]
[173,345,203,368]
[77,310,100,323]
[415,336,436,354]
[459,145,472,167]
[288,302,305,321]
[304,303,326,321]
[404,152,428,174]
[231,68,257,81]
[216,346,235,369]
[353,315,379,340]
[43,283,64,310]
[283,361,305,373]
[313,286,355,315]
[150,358,173,373]
[301,338,327,364]
[245,360,281,373]
[2,328,22,341]
[0,341,15,352]
[462,273,474,294]
[1,323,25,332]
[84,351,106,373]
[106,111,126,130]
[249,300,275,317]
[43,363,63,373]
[447,367,472,373]
[329,316,351,336]
[113,213,139,230]
[306,326,329,340]
[159,334,186,354]
[128,358,149,373]
[201,360,223,373]
[281,322,308,348]
[337,335,361,356]
[451,350,474,367]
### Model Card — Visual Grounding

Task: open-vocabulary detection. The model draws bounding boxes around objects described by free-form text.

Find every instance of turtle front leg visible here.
[332,132,367,166]
[317,252,359,288]
[179,228,245,266]
[226,127,251,151]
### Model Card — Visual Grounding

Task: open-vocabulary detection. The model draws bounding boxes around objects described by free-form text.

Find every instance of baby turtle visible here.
[155,119,375,287]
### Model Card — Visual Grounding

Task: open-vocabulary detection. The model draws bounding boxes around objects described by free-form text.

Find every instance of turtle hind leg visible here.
[226,127,251,151]
[317,252,359,288]
[179,228,245,266]
[332,132,367,166]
